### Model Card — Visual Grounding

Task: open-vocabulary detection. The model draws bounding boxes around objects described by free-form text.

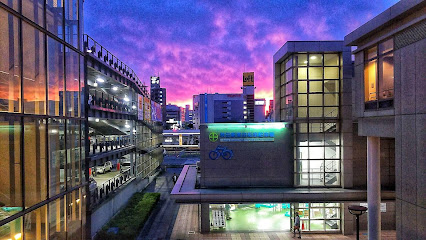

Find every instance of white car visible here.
[96,161,112,174]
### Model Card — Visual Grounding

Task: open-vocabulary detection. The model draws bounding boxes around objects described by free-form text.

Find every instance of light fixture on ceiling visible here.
[96,77,105,83]
[95,118,100,122]
[132,105,136,109]
[310,56,317,60]
[304,61,308,63]
[112,86,118,91]
[125,124,130,128]
[124,96,130,102]
[93,82,98,87]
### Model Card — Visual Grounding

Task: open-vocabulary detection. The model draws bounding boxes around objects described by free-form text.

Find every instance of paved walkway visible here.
[171,205,397,240]
[137,168,182,240]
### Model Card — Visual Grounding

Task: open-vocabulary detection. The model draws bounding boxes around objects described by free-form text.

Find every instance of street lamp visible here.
[348,205,368,240]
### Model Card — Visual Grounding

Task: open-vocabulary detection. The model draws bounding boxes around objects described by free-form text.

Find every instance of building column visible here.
[367,136,381,239]
[200,203,210,233]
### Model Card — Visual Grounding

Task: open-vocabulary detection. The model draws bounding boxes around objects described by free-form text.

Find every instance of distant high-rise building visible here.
[150,76,167,123]
[254,98,266,122]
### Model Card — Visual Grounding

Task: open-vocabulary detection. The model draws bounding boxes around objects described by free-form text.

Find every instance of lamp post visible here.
[348,205,368,240]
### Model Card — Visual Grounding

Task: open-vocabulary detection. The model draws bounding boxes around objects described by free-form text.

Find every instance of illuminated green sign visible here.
[209,132,219,142]
[207,123,287,142]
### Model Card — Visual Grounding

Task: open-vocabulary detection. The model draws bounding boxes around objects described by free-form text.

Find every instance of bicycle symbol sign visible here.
[209,132,218,142]
[209,146,233,160]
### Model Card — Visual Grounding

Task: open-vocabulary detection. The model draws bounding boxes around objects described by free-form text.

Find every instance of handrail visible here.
[83,34,149,96]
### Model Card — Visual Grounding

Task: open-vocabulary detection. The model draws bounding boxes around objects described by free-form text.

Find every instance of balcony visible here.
[89,88,137,115]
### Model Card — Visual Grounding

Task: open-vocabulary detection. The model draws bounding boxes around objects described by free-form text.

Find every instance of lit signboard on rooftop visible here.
[255,100,265,105]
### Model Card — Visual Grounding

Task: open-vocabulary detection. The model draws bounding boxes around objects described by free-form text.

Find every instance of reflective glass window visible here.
[286,69,293,82]
[365,46,377,60]
[46,0,64,38]
[49,118,66,197]
[24,118,47,208]
[0,10,21,113]
[309,107,323,117]
[22,0,45,26]
[298,81,307,93]
[324,80,339,93]
[309,94,322,106]
[297,67,307,80]
[65,0,79,48]
[0,0,20,11]
[23,23,46,115]
[24,205,48,240]
[66,119,80,188]
[295,54,308,66]
[67,189,82,240]
[286,82,293,95]
[309,81,323,93]
[378,53,394,100]
[49,197,66,239]
[0,116,22,220]
[47,37,65,116]
[65,48,79,117]
[0,217,22,240]
[379,39,393,54]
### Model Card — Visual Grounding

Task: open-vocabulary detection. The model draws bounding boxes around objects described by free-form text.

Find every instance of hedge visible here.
[95,192,161,240]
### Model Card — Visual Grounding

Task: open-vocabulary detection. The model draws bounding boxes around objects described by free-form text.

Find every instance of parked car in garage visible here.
[96,161,112,174]
[120,160,131,173]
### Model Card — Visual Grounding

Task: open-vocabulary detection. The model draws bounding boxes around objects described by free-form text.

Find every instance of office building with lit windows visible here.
[0,0,86,239]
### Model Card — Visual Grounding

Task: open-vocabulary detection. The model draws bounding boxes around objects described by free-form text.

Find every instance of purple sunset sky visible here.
[84,0,398,110]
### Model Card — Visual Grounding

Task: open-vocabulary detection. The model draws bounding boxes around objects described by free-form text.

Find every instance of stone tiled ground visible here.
[171,205,396,240]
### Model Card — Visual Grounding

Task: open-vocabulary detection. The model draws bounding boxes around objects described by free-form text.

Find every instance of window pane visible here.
[295,54,308,66]
[286,95,293,108]
[298,94,307,106]
[280,97,285,108]
[24,118,47,208]
[324,67,339,79]
[280,85,285,97]
[298,81,307,93]
[0,0,19,11]
[23,23,46,115]
[286,68,293,82]
[65,48,79,117]
[366,46,377,60]
[309,67,323,79]
[310,220,325,231]
[309,54,322,66]
[296,134,308,146]
[308,123,323,133]
[49,197,66,239]
[0,11,21,113]
[48,37,65,116]
[309,148,324,159]
[310,173,323,186]
[280,74,285,85]
[285,57,292,69]
[296,67,307,80]
[49,118,66,197]
[325,173,340,186]
[324,107,338,117]
[324,54,339,66]
[295,173,309,186]
[325,160,340,172]
[324,123,338,135]
[309,107,323,117]
[324,80,339,93]
[295,160,309,173]
[379,39,393,54]
[67,119,80,188]
[24,205,48,240]
[67,189,82,240]
[309,94,322,106]
[0,217,22,240]
[309,133,324,146]
[0,116,22,220]
[22,0,45,26]
[378,53,394,100]
[310,208,324,219]
[325,220,340,230]
[280,62,286,74]
[297,107,307,118]
[324,94,338,106]
[297,147,308,159]
[325,208,340,219]
[296,123,308,133]
[286,82,293,95]
[65,0,79,48]
[325,146,339,159]
[80,55,85,118]
[47,0,64,38]
[309,81,322,93]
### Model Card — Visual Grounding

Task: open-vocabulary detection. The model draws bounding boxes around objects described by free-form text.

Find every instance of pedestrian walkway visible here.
[137,168,182,240]
[171,205,397,240]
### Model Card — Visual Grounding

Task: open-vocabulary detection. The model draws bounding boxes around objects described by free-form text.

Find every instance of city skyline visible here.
[84,0,398,109]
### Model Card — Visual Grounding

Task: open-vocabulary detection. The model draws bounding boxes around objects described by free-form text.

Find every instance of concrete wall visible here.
[200,123,293,187]
[90,173,158,238]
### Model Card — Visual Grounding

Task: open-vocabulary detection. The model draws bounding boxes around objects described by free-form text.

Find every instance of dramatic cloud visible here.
[84,0,399,110]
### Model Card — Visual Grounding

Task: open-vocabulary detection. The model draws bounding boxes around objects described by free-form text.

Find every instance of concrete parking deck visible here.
[171,204,396,240]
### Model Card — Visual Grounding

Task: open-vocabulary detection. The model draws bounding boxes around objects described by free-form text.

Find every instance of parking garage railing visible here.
[89,169,133,208]
[84,34,148,96]
[88,88,137,115]
[90,135,134,155]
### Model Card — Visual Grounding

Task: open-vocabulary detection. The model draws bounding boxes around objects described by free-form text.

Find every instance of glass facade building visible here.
[278,52,342,187]
[0,1,86,239]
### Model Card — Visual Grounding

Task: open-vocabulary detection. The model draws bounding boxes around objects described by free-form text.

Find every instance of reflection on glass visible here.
[286,82,292,95]
[324,54,339,66]
[65,0,79,48]
[67,189,82,240]
[49,197,66,239]
[24,118,47,208]
[366,46,377,60]
[24,205,48,240]
[378,53,394,100]
[0,217,22,240]
[66,48,80,117]
[309,54,322,66]
[49,118,66,197]
[80,56,85,118]
[46,0,64,38]
[379,39,393,54]
[308,67,323,79]
[0,11,21,113]
[0,116,22,220]
[23,23,46,115]
[48,37,65,116]
[324,67,339,79]
[309,81,323,93]
[67,119,80,189]
[22,0,44,26]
